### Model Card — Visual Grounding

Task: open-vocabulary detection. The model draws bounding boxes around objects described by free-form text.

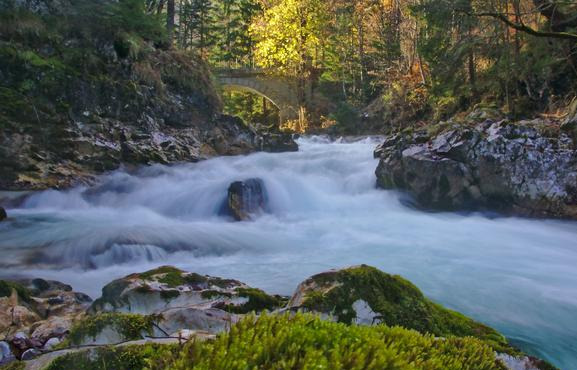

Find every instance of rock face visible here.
[226,178,268,221]
[0,2,258,191]
[85,266,282,343]
[0,278,92,360]
[260,133,299,153]
[375,120,577,218]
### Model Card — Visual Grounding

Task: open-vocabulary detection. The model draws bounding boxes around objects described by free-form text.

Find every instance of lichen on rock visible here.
[375,120,577,219]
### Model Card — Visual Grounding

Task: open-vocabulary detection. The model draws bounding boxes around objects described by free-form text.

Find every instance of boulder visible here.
[288,265,556,370]
[260,133,299,153]
[375,120,577,218]
[0,279,91,352]
[0,207,6,221]
[226,178,268,221]
[288,265,506,346]
[0,341,15,365]
[90,266,282,315]
[68,267,282,345]
[157,307,240,336]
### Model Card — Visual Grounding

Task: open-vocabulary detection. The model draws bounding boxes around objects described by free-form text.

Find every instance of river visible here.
[1,136,576,368]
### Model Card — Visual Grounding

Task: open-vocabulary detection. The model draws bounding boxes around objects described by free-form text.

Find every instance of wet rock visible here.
[0,207,6,221]
[226,178,268,221]
[31,316,74,343]
[42,337,61,351]
[375,120,577,218]
[21,348,41,361]
[260,133,299,153]
[0,341,15,365]
[158,307,240,335]
[18,278,73,297]
[496,353,553,370]
[89,266,281,315]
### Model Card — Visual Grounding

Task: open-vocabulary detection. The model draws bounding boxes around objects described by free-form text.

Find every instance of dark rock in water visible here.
[0,207,6,221]
[18,278,73,297]
[260,133,299,153]
[375,120,577,219]
[227,179,268,221]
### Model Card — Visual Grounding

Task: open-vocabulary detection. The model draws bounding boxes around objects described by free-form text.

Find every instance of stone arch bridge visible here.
[215,68,304,124]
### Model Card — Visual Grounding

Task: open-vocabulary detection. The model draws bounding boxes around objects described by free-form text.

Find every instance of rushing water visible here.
[1,137,577,368]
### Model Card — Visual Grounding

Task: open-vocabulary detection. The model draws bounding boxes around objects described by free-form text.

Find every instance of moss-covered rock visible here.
[62,312,160,347]
[0,280,31,303]
[90,266,283,316]
[288,265,556,369]
[289,266,507,348]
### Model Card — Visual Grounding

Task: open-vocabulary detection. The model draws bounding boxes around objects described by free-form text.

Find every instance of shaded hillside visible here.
[0,0,256,190]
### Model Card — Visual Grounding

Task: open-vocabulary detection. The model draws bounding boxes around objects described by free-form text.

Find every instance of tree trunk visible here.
[167,0,176,47]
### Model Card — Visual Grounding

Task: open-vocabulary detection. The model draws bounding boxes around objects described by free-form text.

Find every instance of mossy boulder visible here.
[289,266,505,346]
[62,312,160,347]
[288,265,555,369]
[90,266,282,316]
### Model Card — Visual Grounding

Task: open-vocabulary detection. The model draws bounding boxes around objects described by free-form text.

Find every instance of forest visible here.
[143,0,577,131]
[1,0,577,369]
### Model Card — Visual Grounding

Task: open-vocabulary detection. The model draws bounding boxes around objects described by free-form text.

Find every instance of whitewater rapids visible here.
[1,136,576,368]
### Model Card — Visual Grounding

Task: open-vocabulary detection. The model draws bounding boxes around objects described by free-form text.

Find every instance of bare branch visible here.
[472,12,577,40]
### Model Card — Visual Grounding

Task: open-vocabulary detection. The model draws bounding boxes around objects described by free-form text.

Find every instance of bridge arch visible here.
[216,70,301,124]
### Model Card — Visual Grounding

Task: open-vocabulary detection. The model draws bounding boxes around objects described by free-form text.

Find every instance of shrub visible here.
[46,313,507,370]
[165,313,505,369]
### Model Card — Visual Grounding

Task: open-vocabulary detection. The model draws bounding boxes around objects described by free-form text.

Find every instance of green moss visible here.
[45,343,180,370]
[138,266,184,280]
[164,313,506,370]
[183,272,209,285]
[0,280,31,303]
[64,313,160,346]
[301,265,510,353]
[90,279,130,312]
[224,288,283,314]
[160,289,180,301]
[200,290,231,300]
[0,361,25,370]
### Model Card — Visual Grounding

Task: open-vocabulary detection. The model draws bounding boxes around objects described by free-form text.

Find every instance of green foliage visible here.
[327,102,359,133]
[222,90,279,126]
[300,265,510,353]
[45,343,180,370]
[0,361,25,370]
[0,280,31,303]
[250,0,330,77]
[165,313,505,369]
[64,313,160,346]
[224,288,283,314]
[104,0,166,45]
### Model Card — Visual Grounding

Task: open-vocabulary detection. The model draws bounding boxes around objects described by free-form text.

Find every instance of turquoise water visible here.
[1,137,576,368]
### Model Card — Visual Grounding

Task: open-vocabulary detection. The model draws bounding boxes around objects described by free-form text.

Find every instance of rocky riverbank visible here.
[0,1,297,191]
[375,116,577,219]
[0,265,556,369]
